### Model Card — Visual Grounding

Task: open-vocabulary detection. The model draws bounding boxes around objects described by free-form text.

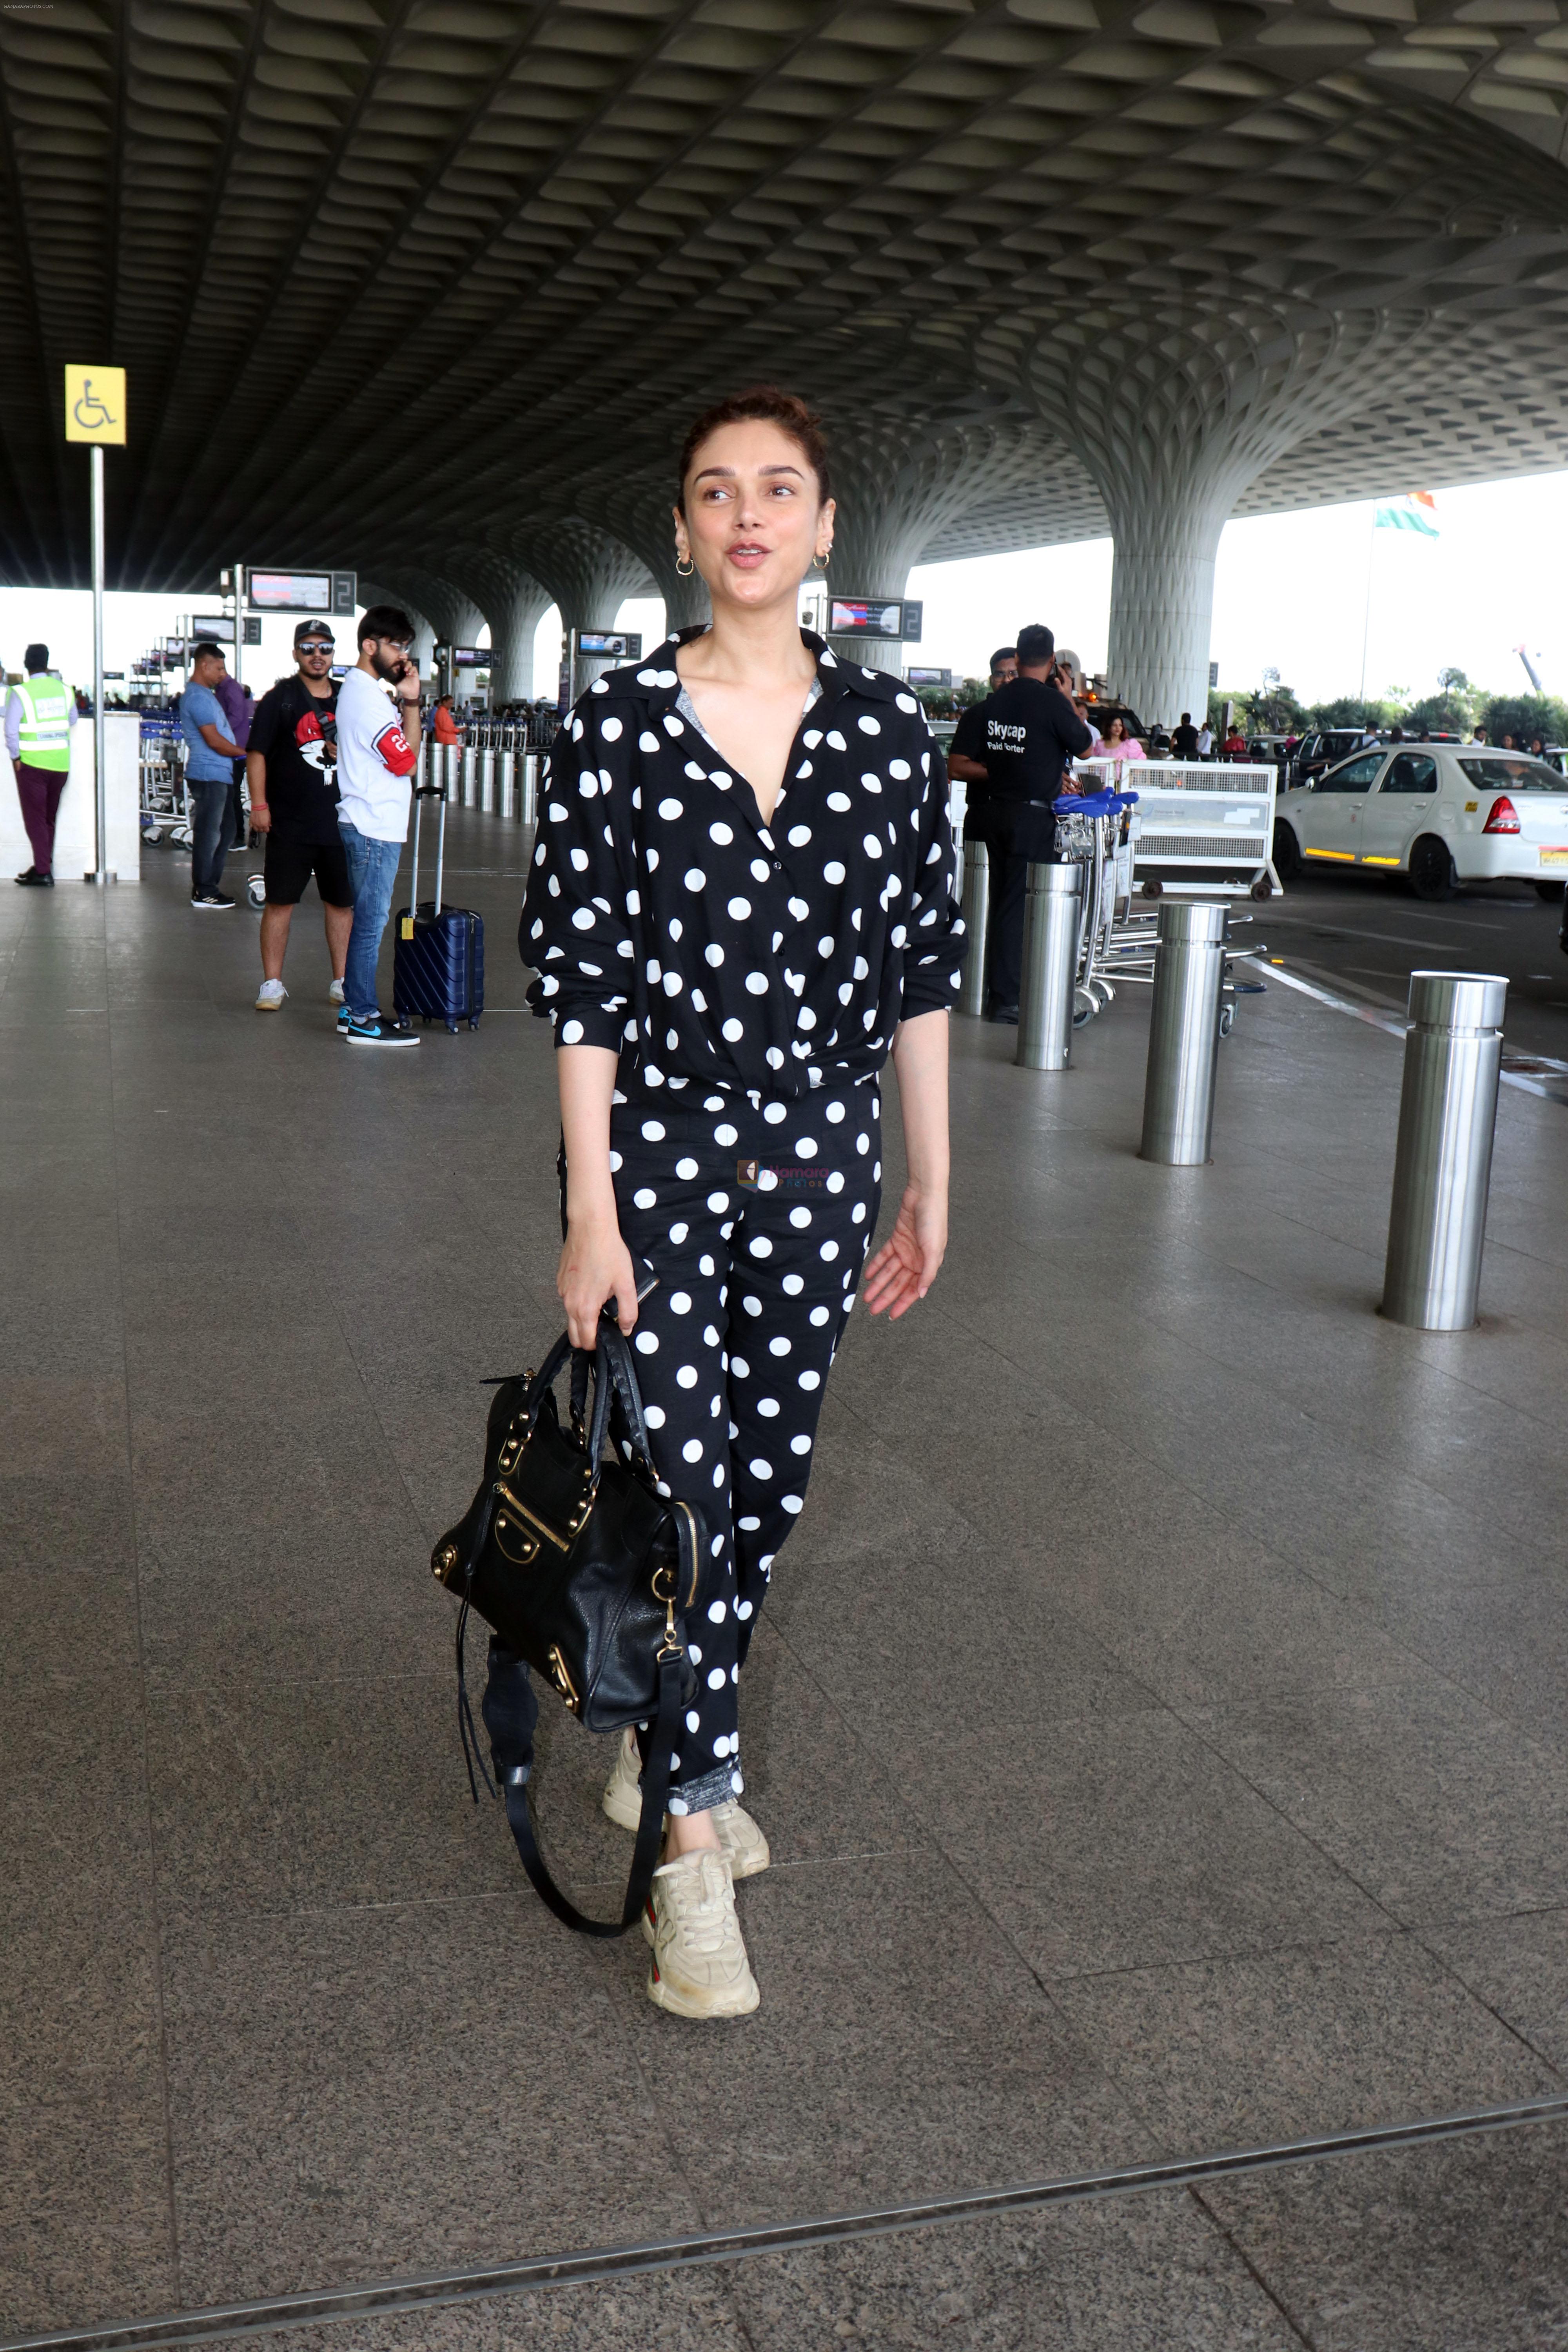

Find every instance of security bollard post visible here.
[461,746,477,808]
[959,839,989,1017]
[1381,971,1507,1331]
[1016,862,1084,1071]
[498,749,516,821]
[521,752,539,826]
[479,746,496,813]
[1139,900,1229,1164]
[441,743,458,801]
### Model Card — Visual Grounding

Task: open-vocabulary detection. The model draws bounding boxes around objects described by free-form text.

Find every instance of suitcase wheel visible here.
[446,1021,458,1034]
[468,1017,480,1030]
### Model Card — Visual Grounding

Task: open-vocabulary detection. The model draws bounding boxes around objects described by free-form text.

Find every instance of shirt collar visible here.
[589,626,913,713]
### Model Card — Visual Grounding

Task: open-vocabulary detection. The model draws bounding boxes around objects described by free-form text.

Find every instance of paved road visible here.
[1254,869,1568,1060]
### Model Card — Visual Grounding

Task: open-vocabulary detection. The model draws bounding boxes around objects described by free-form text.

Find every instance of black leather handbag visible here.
[431,1320,702,1937]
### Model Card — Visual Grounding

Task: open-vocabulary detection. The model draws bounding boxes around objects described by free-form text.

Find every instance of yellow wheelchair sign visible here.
[65,365,126,445]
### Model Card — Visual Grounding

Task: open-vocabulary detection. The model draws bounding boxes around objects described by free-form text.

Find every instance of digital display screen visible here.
[189,616,234,641]
[906,666,950,687]
[452,646,492,669]
[246,569,338,613]
[574,630,641,659]
[831,599,902,638]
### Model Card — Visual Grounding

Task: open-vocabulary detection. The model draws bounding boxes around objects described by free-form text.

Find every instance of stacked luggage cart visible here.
[139,713,190,848]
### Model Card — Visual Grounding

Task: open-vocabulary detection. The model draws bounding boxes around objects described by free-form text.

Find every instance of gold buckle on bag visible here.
[546,1644,581,1714]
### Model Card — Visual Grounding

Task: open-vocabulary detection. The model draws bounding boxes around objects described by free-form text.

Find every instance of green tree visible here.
[1477,692,1568,748]
[1308,695,1400,731]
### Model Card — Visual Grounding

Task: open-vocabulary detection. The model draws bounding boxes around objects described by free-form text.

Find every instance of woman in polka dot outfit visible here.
[518,386,963,2019]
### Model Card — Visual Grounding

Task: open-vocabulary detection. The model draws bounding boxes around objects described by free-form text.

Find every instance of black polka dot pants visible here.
[602,1080,882,1816]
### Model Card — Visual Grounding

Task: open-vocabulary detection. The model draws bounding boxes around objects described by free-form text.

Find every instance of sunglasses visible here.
[298,639,334,654]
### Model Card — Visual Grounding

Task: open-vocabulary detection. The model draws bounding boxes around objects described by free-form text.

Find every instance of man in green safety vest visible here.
[7,642,77,886]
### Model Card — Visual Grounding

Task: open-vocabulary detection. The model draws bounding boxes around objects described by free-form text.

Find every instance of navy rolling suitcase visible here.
[393,784,484,1033]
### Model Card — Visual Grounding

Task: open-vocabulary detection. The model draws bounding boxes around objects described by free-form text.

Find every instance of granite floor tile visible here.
[144,1665,528,1923]
[727,2189,1306,2351]
[1052,1929,1559,2152]
[239,2272,751,2352]
[608,1849,1146,2226]
[1,1666,154,1936]
[160,1903,702,2308]
[1423,1907,1568,2071]
[894,1708,1387,1980]
[0,1916,174,2339]
[1208,2125,1568,2351]
[1184,1682,1568,1927]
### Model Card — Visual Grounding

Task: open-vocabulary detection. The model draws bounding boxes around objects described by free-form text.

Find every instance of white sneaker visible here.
[328,978,345,1004]
[645,1849,760,2019]
[604,1730,770,1878]
[254,979,287,1011]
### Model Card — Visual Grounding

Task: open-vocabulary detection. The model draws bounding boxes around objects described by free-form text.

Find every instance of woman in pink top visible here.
[1097,714,1145,768]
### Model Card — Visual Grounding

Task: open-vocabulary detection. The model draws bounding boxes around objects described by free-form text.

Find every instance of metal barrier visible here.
[1016,863,1083,1071]
[479,745,496,814]
[1139,901,1229,1164]
[498,748,516,821]
[461,746,477,808]
[521,752,539,826]
[1381,971,1507,1331]
[1119,762,1278,897]
[959,840,989,1016]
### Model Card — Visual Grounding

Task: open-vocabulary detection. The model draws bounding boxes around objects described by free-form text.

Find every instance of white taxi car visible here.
[1273,742,1568,901]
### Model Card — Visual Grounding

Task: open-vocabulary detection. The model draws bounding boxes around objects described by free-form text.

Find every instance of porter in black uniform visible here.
[946,645,1017,849]
[980,623,1091,1019]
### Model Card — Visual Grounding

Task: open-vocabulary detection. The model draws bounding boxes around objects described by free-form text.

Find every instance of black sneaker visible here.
[342,1016,420,1048]
[15,867,53,887]
[984,1003,1019,1025]
[191,893,236,910]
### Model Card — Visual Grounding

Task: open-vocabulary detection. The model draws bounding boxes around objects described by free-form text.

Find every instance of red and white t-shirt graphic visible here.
[335,666,419,843]
[296,704,338,791]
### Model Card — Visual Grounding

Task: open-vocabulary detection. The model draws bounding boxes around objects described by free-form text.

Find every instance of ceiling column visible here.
[992,305,1398,728]
[514,521,656,688]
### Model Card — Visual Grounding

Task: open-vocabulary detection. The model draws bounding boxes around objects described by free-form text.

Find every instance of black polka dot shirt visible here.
[522,628,964,1099]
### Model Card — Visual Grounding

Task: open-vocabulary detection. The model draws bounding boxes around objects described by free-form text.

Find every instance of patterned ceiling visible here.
[6,0,1568,623]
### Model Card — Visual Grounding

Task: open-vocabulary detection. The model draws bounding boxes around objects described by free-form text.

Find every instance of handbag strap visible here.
[499,1649,683,1937]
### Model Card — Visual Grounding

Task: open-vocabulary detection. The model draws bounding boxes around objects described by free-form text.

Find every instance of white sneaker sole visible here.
[646,1957,760,2018]
[254,999,285,1012]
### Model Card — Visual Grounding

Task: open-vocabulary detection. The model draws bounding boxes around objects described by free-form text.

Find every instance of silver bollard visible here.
[959,839,989,1017]
[480,746,496,813]
[441,743,457,802]
[1381,971,1506,1331]
[1139,900,1229,1164]
[461,746,477,807]
[498,748,516,821]
[1015,862,1084,1071]
[521,751,539,826]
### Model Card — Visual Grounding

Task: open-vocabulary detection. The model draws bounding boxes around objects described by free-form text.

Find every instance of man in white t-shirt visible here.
[336,604,423,1046]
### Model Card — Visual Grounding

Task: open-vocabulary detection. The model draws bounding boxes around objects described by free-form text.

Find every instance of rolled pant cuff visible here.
[667,1760,739,1817]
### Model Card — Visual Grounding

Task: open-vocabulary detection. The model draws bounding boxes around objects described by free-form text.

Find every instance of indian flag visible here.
[1375,491,1439,537]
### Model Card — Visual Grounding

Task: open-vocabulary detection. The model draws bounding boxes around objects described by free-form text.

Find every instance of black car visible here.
[1290,729,1377,789]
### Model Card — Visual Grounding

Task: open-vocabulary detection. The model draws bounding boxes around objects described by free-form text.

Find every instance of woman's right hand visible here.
[557,1213,639,1348]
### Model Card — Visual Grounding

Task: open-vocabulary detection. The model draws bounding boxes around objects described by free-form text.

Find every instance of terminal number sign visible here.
[65,364,126,445]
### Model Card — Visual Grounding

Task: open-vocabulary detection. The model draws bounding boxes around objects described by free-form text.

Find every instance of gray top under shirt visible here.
[674,677,821,763]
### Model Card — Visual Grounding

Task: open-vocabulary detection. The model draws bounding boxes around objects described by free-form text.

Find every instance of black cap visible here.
[294,620,335,645]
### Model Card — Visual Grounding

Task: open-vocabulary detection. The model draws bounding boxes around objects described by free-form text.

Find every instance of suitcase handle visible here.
[410,779,445,918]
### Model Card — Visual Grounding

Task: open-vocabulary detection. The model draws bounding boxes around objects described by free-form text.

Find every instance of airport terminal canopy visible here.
[6,0,1568,712]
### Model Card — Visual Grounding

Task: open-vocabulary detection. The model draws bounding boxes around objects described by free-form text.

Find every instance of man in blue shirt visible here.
[180,642,247,908]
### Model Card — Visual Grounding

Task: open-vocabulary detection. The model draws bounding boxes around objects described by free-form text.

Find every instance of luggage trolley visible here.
[139,714,189,846]
[1051,784,1141,1025]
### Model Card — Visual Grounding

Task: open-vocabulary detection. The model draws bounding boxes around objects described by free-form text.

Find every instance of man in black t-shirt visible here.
[946,646,1017,846]
[245,621,354,1013]
[1171,711,1200,760]
[978,622,1093,1020]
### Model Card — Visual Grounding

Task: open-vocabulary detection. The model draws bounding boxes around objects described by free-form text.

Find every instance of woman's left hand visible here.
[862,1183,947,1320]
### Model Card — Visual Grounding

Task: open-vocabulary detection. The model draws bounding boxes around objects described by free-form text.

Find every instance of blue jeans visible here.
[339,820,404,1021]
[189,776,235,897]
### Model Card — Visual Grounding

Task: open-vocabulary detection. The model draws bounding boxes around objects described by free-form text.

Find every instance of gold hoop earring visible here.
[675,552,695,578]
[812,548,830,573]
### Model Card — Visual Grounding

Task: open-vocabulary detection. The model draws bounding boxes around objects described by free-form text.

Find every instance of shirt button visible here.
[772,860,782,873]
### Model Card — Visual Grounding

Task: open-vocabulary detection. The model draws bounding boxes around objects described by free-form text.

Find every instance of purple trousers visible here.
[15,760,67,875]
